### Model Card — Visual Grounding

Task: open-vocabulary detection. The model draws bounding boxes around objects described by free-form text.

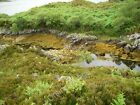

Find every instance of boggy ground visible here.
[0,34,140,105]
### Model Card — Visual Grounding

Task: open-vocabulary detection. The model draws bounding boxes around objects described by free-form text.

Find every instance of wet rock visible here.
[138,43,140,50]
[106,39,120,44]
[133,39,140,50]
[128,33,140,40]
[124,44,131,51]
[0,28,11,35]
[17,29,37,35]
[72,38,82,45]
[57,32,68,37]
[0,28,45,35]
[116,41,127,48]
[11,32,18,35]
[48,29,60,35]
[106,33,140,51]
[130,45,138,51]
[127,33,140,51]
[66,33,97,45]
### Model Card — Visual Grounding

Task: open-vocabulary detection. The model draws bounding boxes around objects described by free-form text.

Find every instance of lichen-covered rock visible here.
[106,33,140,51]
[66,33,97,45]
[128,33,140,40]
[127,33,140,50]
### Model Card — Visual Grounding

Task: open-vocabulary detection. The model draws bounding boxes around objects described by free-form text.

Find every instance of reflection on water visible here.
[74,54,140,71]
[0,0,108,15]
[135,65,140,71]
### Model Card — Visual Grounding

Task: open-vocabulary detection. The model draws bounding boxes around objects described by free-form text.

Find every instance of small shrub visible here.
[0,18,11,28]
[63,77,85,94]
[67,16,82,30]
[10,23,18,33]
[79,51,93,63]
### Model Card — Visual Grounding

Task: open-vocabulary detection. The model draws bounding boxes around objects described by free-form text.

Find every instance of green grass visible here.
[0,0,140,104]
[111,93,126,105]
[0,0,139,36]
[0,43,140,105]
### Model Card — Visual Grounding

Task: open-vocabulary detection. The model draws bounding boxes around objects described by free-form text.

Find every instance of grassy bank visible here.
[0,43,140,105]
[0,0,140,105]
[0,0,140,36]
[0,34,140,105]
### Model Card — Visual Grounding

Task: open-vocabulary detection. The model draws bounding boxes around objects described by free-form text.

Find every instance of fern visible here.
[25,81,52,96]
[111,93,126,105]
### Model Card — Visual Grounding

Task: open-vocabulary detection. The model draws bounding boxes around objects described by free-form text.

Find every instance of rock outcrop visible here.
[66,33,97,46]
[106,33,140,51]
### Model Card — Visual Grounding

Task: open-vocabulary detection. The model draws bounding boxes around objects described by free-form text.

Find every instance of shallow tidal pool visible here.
[73,53,140,71]
[0,34,140,71]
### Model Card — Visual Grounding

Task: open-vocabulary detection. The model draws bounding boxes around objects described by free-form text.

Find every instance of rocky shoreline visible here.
[106,33,140,51]
[0,28,140,51]
[0,28,98,46]
[0,30,140,67]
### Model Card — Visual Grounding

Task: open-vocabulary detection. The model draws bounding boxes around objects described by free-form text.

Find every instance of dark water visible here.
[74,54,140,71]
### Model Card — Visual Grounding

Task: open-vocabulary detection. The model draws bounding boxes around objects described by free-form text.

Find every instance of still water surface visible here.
[73,54,140,71]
